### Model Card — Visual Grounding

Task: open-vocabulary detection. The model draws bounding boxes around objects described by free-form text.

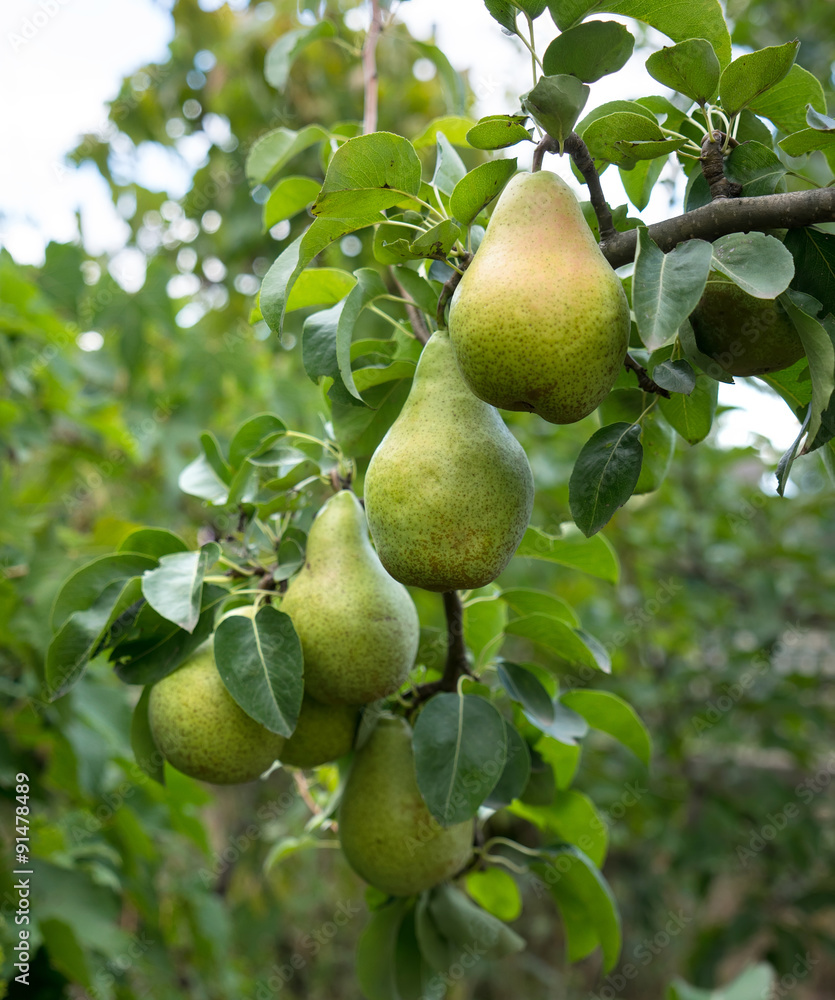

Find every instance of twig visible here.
[293,771,321,815]
[405,591,473,708]
[361,0,383,135]
[601,187,835,267]
[436,251,473,328]
[624,353,671,398]
[532,134,558,172]
[564,132,617,241]
[700,131,742,201]
[392,274,431,344]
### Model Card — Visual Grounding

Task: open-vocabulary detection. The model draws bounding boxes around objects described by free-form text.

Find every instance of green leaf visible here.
[449,159,518,225]
[483,0,518,33]
[229,413,287,468]
[667,963,777,1000]
[719,40,799,117]
[213,605,304,737]
[264,175,322,229]
[412,692,507,825]
[747,63,825,134]
[500,588,579,627]
[432,133,468,196]
[522,75,590,147]
[465,868,523,921]
[504,615,611,674]
[598,388,676,493]
[285,266,357,311]
[576,100,656,137]
[619,155,666,211]
[484,720,532,808]
[583,112,681,166]
[724,141,787,197]
[780,128,835,158]
[331,376,412,458]
[50,553,157,632]
[515,525,620,583]
[538,735,581,789]
[516,0,550,15]
[395,906,443,1000]
[466,116,534,150]
[561,689,652,765]
[140,544,220,633]
[709,232,794,298]
[260,214,383,334]
[512,789,608,866]
[569,423,643,536]
[357,899,410,1000]
[410,220,462,259]
[178,453,229,503]
[428,884,526,959]
[659,373,718,444]
[412,115,477,149]
[331,268,389,400]
[532,844,621,970]
[463,593,508,666]
[117,528,188,559]
[498,661,555,725]
[543,21,634,83]
[392,266,441,316]
[412,41,467,115]
[779,292,835,449]
[264,20,335,90]
[312,132,422,216]
[645,38,720,104]
[784,227,835,318]
[245,124,329,185]
[131,685,165,784]
[548,0,731,67]
[651,360,696,395]
[39,918,92,989]
[775,408,810,497]
[634,230,713,350]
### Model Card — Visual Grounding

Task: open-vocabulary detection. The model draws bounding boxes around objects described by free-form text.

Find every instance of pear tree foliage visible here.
[45,1,835,996]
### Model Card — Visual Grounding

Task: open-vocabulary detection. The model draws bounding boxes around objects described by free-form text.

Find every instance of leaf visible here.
[391,266,440,316]
[576,100,657,137]
[466,116,533,151]
[548,0,731,67]
[522,75,590,147]
[131,685,164,784]
[311,132,422,216]
[463,593,508,666]
[449,159,518,226]
[412,115,476,149]
[512,789,608,866]
[779,128,835,158]
[212,605,304,737]
[784,227,835,318]
[333,268,389,400]
[178,453,230,503]
[395,906,442,1000]
[229,413,287,468]
[569,423,643,537]
[779,292,835,450]
[357,899,410,1000]
[776,406,811,497]
[483,0,518,33]
[245,124,329,185]
[411,41,467,115]
[560,689,652,765]
[504,615,611,674]
[428,884,525,959]
[583,112,681,166]
[515,525,620,583]
[709,232,794,298]
[483,720,531,809]
[432,133,468,196]
[543,21,634,83]
[50,553,157,632]
[117,528,188,559]
[719,40,799,117]
[651,359,696,394]
[39,919,91,989]
[260,214,383,335]
[500,588,579,627]
[141,544,220,633]
[633,230,713,350]
[285,267,357,311]
[264,20,335,90]
[465,868,522,921]
[412,692,507,825]
[264,175,322,229]
[645,38,720,104]
[331,376,412,458]
[747,64,826,134]
[410,220,462,259]
[619,155,666,211]
[659,373,718,444]
[724,141,787,197]
[532,844,621,970]
[497,661,555,725]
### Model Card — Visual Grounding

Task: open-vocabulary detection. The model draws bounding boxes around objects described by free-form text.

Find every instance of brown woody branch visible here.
[405,591,473,708]
[533,132,617,241]
[601,187,835,267]
[436,251,472,328]
[624,353,671,398]
[699,131,741,201]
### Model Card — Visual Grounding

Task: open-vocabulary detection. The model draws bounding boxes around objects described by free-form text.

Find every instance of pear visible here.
[338,715,473,896]
[148,648,285,784]
[363,330,534,592]
[280,490,419,706]
[448,170,630,424]
[279,695,359,768]
[690,274,804,376]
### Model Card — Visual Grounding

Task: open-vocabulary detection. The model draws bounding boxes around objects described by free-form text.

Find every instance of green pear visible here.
[363,330,534,592]
[448,170,630,425]
[280,490,419,706]
[338,715,473,896]
[279,695,359,768]
[148,648,285,784]
[690,274,804,376]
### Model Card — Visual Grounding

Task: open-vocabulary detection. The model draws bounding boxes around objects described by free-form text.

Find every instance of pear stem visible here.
[534,133,617,241]
[435,252,473,327]
[700,131,742,201]
[405,591,474,709]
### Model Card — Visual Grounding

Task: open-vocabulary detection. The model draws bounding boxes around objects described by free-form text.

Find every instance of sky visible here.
[0,0,803,460]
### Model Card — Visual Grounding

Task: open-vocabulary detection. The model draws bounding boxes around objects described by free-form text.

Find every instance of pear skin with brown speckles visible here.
[449,170,630,424]
[363,330,534,593]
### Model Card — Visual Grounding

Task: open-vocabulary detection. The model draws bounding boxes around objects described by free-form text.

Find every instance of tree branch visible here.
[624,353,671,398]
[601,188,835,268]
[405,591,473,708]
[361,0,383,135]
[436,252,472,328]
[563,132,617,240]
[392,274,431,345]
[699,131,741,201]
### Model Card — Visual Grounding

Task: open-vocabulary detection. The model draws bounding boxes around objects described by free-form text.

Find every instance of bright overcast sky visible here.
[0,0,802,460]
